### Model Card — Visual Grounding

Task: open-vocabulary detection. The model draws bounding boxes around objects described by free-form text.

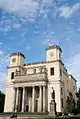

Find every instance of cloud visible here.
[66,52,80,89]
[0,72,7,93]
[0,0,58,22]
[0,52,9,93]
[26,44,32,51]
[42,31,59,46]
[0,42,3,45]
[59,3,80,18]
[0,53,9,72]
[0,0,39,18]
[0,50,4,55]
[77,27,80,32]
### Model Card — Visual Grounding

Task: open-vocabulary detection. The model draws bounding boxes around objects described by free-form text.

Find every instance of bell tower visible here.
[7,52,25,82]
[46,45,62,61]
[4,53,25,112]
[9,52,25,67]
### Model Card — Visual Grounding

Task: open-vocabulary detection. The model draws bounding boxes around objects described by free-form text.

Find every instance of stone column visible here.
[15,87,19,112]
[38,86,42,112]
[43,86,46,112]
[32,86,35,112]
[22,87,25,112]
[29,98,32,112]
[13,88,16,112]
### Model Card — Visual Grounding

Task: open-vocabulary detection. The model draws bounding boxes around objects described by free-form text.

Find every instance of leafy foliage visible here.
[0,90,5,113]
[76,88,80,112]
[66,92,74,113]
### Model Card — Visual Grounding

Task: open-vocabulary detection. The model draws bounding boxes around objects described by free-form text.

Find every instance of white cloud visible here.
[12,23,21,29]
[0,42,3,45]
[0,0,39,16]
[0,52,9,93]
[26,44,32,51]
[0,72,7,93]
[0,53,9,72]
[59,3,80,18]
[42,31,59,46]
[77,27,80,32]
[66,52,80,89]
[0,0,57,22]
[0,50,4,55]
[0,0,40,22]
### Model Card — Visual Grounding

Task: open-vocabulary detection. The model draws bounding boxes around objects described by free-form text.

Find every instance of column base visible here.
[49,100,56,116]
[49,112,56,116]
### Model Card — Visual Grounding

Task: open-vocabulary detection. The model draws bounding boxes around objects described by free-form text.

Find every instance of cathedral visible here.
[4,45,77,114]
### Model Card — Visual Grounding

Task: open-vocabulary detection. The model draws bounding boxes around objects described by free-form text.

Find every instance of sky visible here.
[0,0,80,93]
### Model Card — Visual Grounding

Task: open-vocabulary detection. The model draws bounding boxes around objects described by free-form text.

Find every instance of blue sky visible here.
[0,0,80,92]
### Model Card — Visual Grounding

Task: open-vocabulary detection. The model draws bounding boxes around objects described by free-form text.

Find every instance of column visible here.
[15,87,19,112]
[38,86,42,112]
[22,87,25,112]
[13,88,16,112]
[32,86,35,112]
[29,98,32,112]
[43,86,46,112]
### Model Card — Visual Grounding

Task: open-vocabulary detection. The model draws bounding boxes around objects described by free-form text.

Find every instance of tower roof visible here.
[10,52,25,58]
[46,45,62,52]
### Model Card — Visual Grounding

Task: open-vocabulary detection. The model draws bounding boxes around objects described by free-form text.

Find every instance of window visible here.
[11,72,14,79]
[60,68,62,76]
[59,52,61,59]
[50,68,54,75]
[61,98,63,108]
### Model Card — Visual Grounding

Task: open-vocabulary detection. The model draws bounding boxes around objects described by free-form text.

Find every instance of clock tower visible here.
[7,52,25,82]
[9,52,25,67]
[46,45,62,61]
[4,53,25,112]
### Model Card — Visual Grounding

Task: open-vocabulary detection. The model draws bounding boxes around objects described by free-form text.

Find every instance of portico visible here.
[13,85,47,113]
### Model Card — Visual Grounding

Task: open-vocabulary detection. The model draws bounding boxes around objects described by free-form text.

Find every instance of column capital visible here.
[17,87,19,89]
[43,85,46,87]
[22,87,25,89]
[32,86,35,88]
[39,85,42,88]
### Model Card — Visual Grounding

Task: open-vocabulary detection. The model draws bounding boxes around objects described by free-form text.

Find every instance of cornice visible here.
[10,52,25,58]
[46,45,62,52]
[24,60,64,66]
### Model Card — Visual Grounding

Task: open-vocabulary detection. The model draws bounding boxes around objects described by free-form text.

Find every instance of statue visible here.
[51,87,55,102]
[49,87,56,116]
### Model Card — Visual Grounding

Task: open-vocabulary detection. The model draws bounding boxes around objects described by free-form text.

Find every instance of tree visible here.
[66,92,74,113]
[0,90,5,113]
[76,88,80,112]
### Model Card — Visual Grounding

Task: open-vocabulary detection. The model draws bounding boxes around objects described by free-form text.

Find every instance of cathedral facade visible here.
[4,45,77,114]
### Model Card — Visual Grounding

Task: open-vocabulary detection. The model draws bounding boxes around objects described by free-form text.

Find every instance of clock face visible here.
[12,58,16,63]
[50,52,54,57]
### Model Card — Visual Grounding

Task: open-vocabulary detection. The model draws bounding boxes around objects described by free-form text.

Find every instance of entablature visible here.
[13,72,48,83]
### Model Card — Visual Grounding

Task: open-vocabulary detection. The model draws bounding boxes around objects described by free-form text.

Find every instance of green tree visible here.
[0,90,5,113]
[66,92,74,113]
[76,88,80,112]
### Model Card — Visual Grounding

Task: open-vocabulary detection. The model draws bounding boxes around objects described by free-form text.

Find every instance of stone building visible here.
[4,45,77,114]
